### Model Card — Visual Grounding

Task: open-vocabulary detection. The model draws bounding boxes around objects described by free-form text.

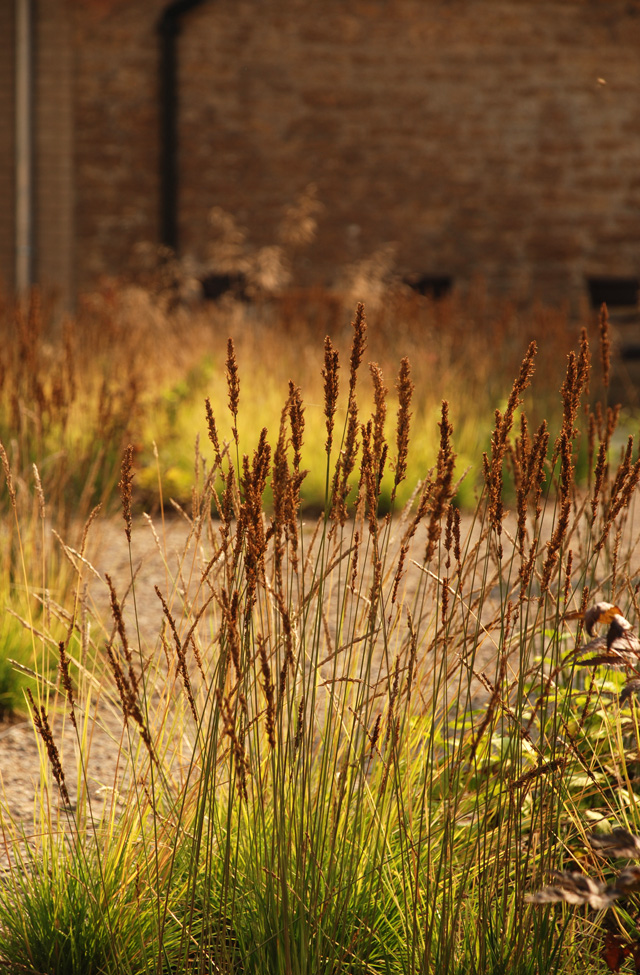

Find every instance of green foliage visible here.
[0,846,123,975]
[0,618,36,718]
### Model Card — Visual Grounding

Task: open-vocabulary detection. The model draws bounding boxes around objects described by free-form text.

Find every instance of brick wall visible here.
[73,0,164,291]
[36,0,74,308]
[4,0,640,307]
[175,0,640,306]
[0,2,15,293]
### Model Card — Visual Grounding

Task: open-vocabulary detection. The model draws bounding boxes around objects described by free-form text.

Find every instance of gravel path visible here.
[0,514,193,829]
[2,503,639,835]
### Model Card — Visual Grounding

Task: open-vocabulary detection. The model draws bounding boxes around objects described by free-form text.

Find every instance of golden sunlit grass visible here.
[0,279,607,521]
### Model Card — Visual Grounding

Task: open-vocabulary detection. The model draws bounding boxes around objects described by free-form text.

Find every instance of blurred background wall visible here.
[1,0,639,312]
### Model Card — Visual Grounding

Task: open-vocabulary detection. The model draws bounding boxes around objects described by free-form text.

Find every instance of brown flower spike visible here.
[118,444,134,543]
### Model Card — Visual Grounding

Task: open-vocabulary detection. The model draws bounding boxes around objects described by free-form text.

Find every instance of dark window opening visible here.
[587,277,640,368]
[619,344,640,361]
[587,276,639,310]
[201,272,249,301]
[404,275,453,299]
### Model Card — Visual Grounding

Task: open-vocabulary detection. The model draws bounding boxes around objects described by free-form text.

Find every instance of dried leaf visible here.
[603,930,626,972]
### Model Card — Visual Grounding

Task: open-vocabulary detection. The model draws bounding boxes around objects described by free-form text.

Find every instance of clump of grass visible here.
[1,303,640,973]
[2,277,624,522]
[141,285,605,513]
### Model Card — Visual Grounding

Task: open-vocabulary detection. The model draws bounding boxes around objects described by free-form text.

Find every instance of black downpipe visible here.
[158,0,208,251]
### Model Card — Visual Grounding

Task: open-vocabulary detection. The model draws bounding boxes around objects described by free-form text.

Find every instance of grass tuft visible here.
[0,295,640,972]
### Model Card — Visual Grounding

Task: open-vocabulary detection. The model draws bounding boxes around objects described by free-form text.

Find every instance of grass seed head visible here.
[58,641,77,730]
[221,588,242,683]
[294,695,305,752]
[205,396,222,468]
[540,498,571,595]
[444,504,454,568]
[350,530,360,590]
[370,362,387,472]
[322,335,340,455]
[33,464,45,519]
[288,380,305,471]
[27,688,71,806]
[226,337,240,443]
[106,573,137,692]
[216,688,248,802]
[369,714,381,751]
[519,537,538,601]
[392,356,414,498]
[453,506,462,570]
[577,326,591,400]
[425,401,456,562]
[118,444,134,543]
[599,302,611,389]
[348,302,367,398]
[258,634,276,750]
[562,549,573,608]
[0,443,16,509]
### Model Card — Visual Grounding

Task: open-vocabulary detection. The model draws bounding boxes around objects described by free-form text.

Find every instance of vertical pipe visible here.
[158,0,208,253]
[159,11,178,250]
[15,0,34,292]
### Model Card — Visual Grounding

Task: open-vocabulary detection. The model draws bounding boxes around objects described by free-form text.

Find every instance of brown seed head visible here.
[294,695,305,752]
[221,587,243,682]
[257,634,276,749]
[226,337,240,443]
[370,362,387,471]
[216,688,249,801]
[558,428,575,505]
[156,584,198,721]
[540,498,571,595]
[350,530,360,590]
[27,688,71,805]
[348,303,367,397]
[106,573,137,693]
[425,401,456,562]
[33,464,45,519]
[393,356,413,498]
[322,335,340,455]
[518,537,538,601]
[369,714,382,752]
[391,542,408,605]
[441,576,450,626]
[597,453,640,551]
[587,411,596,489]
[444,504,454,568]
[562,550,573,608]
[485,344,537,544]
[118,444,134,543]
[58,641,77,730]
[331,364,360,525]
[453,506,462,570]
[577,327,591,401]
[79,503,102,560]
[503,342,537,443]
[0,442,16,509]
[591,441,608,520]
[599,302,611,389]
[288,380,305,471]
[205,397,222,468]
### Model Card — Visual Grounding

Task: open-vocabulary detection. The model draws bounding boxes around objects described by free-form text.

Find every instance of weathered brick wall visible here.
[73,0,164,291]
[175,0,640,306]
[36,0,75,308]
[6,0,640,306]
[0,2,15,293]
